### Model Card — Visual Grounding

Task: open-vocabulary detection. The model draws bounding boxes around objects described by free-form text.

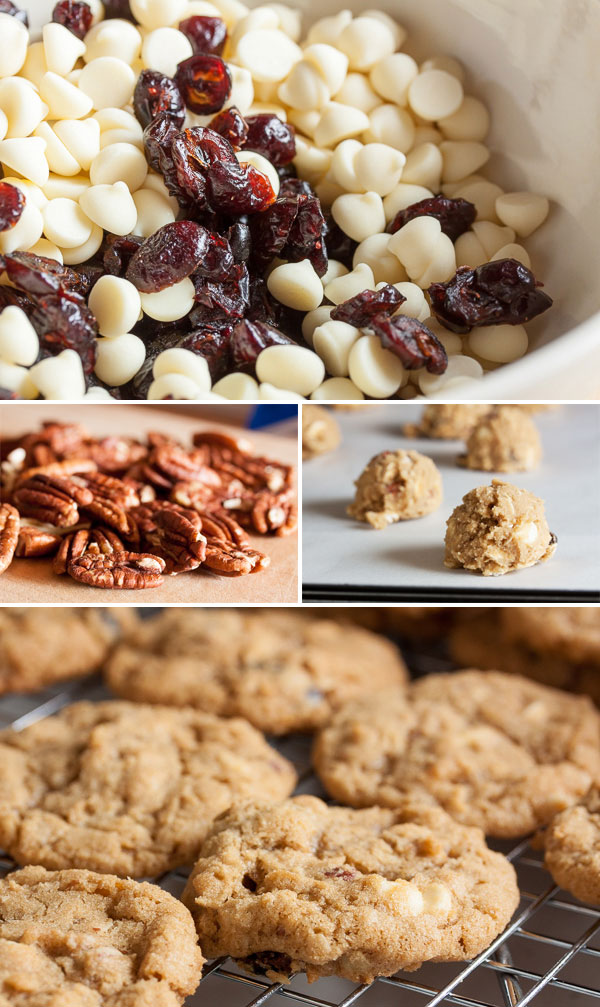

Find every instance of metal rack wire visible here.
[2,674,600,1007]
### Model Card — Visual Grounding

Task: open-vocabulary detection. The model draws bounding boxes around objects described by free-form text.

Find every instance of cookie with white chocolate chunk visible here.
[182,795,519,984]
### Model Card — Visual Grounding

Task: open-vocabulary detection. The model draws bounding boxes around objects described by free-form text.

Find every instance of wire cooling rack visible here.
[2,672,600,1007]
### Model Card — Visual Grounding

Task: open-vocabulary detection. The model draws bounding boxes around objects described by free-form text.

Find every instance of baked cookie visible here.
[404,404,491,439]
[450,609,600,699]
[0,609,116,695]
[314,671,600,837]
[315,607,448,638]
[183,795,519,984]
[302,405,341,459]
[0,700,296,877]
[0,865,204,1006]
[444,480,556,575]
[105,609,408,735]
[347,450,442,529]
[544,788,600,904]
[458,407,541,472]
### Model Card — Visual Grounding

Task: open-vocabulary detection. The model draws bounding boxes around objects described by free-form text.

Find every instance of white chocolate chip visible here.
[90,142,148,191]
[53,118,101,172]
[132,188,176,237]
[0,136,49,187]
[383,183,433,223]
[141,27,193,78]
[439,96,490,141]
[278,61,330,111]
[29,237,63,262]
[0,306,39,366]
[306,11,353,47]
[302,305,333,345]
[78,57,136,111]
[402,142,443,190]
[331,191,385,242]
[364,104,416,152]
[0,360,38,398]
[148,373,204,399]
[130,0,188,30]
[337,17,395,72]
[313,319,360,376]
[0,13,28,78]
[42,22,86,76]
[79,181,138,235]
[256,344,325,395]
[43,173,90,201]
[310,376,364,399]
[495,192,550,237]
[353,233,406,284]
[388,215,442,279]
[267,259,323,311]
[490,243,531,269]
[60,222,104,265]
[29,349,86,400]
[88,275,142,337]
[303,43,348,95]
[421,883,452,916]
[94,333,147,385]
[369,52,418,104]
[0,202,44,254]
[408,69,463,120]
[440,140,490,183]
[348,334,405,398]
[313,102,370,148]
[468,324,528,364]
[419,354,483,395]
[237,29,302,83]
[39,72,94,119]
[42,197,93,248]
[324,262,375,304]
[236,150,279,197]
[84,19,143,64]
[321,259,349,286]
[34,123,80,177]
[353,144,406,197]
[153,348,212,388]
[0,78,48,139]
[335,73,381,114]
[212,372,260,399]
[139,278,196,322]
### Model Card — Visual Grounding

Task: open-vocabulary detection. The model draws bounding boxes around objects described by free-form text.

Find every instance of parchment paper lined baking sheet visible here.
[302,404,600,598]
[0,403,298,604]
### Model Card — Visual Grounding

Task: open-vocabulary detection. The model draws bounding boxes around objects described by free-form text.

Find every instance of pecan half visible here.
[68,551,166,589]
[83,471,141,509]
[15,525,62,558]
[19,422,89,465]
[0,503,19,573]
[53,527,125,574]
[13,474,94,527]
[146,505,207,574]
[193,429,254,454]
[14,458,97,489]
[249,490,298,536]
[89,436,148,473]
[198,510,249,546]
[170,480,222,511]
[203,540,270,576]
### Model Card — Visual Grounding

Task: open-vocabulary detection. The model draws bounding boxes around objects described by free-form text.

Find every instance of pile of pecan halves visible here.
[0,421,297,589]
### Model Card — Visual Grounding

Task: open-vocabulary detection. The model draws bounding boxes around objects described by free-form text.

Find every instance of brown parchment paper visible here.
[0,404,298,605]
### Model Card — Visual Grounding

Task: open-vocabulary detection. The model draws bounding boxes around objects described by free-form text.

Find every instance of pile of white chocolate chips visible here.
[0,0,553,401]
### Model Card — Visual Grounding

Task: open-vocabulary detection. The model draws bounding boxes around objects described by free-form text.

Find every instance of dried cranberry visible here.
[175,53,232,115]
[191,262,249,322]
[246,278,279,324]
[231,318,294,371]
[170,127,228,207]
[388,195,477,242]
[133,69,185,128]
[143,113,179,174]
[102,0,133,17]
[31,292,98,375]
[209,106,248,148]
[51,0,92,37]
[4,251,88,298]
[208,159,276,215]
[194,231,234,281]
[179,323,233,381]
[102,233,143,277]
[0,387,20,399]
[249,195,298,272]
[331,285,406,326]
[428,258,553,333]
[0,0,28,25]
[179,15,227,55]
[323,214,356,268]
[126,221,210,293]
[71,262,104,295]
[227,220,251,263]
[367,314,448,374]
[0,181,25,231]
[280,177,313,199]
[243,114,295,167]
[282,194,327,276]
[0,285,34,314]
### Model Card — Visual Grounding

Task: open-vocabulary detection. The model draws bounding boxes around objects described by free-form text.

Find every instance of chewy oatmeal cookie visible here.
[182,796,519,984]
[314,671,600,838]
[0,701,296,877]
[450,609,600,698]
[0,608,117,695]
[105,609,408,735]
[0,865,204,1007]
[315,607,449,638]
[544,787,600,904]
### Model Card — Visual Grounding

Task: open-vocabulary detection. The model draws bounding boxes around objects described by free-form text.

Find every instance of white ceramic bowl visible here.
[26,0,600,399]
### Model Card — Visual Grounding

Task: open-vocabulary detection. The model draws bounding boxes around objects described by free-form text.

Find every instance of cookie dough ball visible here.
[302,404,341,459]
[459,406,542,472]
[445,479,556,575]
[519,404,559,413]
[404,403,492,439]
[347,450,442,529]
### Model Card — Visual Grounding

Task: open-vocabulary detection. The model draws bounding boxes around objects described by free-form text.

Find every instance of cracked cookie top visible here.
[182,795,519,984]
[314,671,600,838]
[0,865,204,1007]
[0,701,296,878]
[104,609,408,735]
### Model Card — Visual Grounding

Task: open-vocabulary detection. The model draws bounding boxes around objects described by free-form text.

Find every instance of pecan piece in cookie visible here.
[68,551,166,589]
[13,473,94,527]
[15,524,62,558]
[0,503,19,573]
